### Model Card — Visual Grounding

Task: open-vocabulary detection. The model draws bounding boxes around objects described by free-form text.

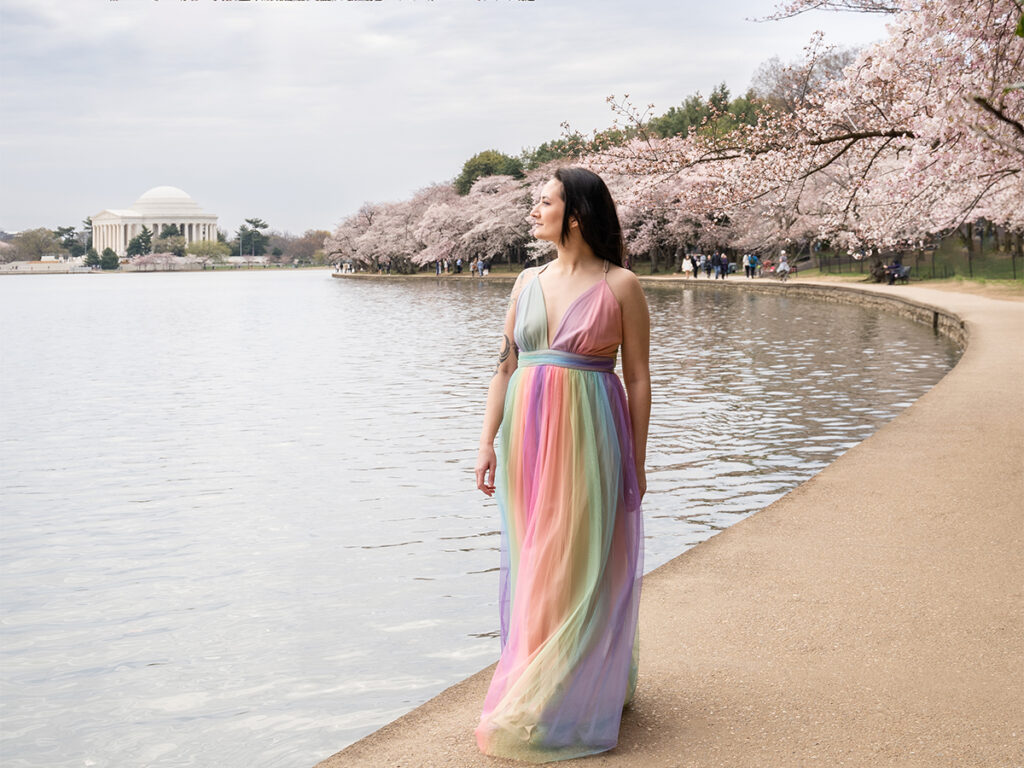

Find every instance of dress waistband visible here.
[518,350,616,372]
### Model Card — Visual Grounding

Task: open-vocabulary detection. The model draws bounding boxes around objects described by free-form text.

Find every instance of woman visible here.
[682,254,694,278]
[474,167,651,763]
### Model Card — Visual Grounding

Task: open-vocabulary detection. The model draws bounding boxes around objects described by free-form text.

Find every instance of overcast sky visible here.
[0,0,888,237]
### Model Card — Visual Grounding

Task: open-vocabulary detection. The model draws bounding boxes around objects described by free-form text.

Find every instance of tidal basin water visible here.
[0,270,960,767]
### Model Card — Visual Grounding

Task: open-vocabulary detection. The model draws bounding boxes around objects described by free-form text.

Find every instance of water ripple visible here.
[0,272,959,767]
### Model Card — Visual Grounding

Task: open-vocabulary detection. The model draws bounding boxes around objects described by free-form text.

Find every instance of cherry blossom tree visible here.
[458,175,535,267]
[413,198,470,267]
[595,0,1024,254]
[325,203,377,271]
[323,0,1019,276]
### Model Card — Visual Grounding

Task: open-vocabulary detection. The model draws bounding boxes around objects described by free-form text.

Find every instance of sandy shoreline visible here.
[321,277,1023,767]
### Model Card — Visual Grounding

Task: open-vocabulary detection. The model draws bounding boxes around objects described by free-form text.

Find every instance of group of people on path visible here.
[434,256,490,276]
[679,251,737,279]
[679,251,792,280]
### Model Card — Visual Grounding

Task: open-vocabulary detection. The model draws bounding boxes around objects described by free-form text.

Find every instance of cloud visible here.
[0,0,887,235]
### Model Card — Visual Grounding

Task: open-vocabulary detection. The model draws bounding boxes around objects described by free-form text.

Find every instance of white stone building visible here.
[92,186,218,257]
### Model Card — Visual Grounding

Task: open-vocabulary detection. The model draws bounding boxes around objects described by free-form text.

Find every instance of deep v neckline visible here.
[535,273,608,349]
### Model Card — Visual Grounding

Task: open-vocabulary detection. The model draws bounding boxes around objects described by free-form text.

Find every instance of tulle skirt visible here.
[476,358,643,763]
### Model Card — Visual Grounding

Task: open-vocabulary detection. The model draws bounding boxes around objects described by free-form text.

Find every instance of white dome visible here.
[139,185,191,201]
[132,186,205,215]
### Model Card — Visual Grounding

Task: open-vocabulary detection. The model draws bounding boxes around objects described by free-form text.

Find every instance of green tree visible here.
[522,138,578,169]
[126,226,154,257]
[590,126,635,150]
[81,217,93,251]
[521,126,635,169]
[725,90,761,127]
[160,223,181,238]
[100,248,119,270]
[647,85,761,139]
[9,228,65,261]
[454,150,524,195]
[187,239,230,267]
[708,82,731,114]
[53,226,83,259]
[155,235,186,258]
[236,217,269,257]
[84,248,101,268]
[648,93,709,138]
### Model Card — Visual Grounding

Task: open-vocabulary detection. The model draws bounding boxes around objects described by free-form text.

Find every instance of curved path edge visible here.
[316,279,1023,768]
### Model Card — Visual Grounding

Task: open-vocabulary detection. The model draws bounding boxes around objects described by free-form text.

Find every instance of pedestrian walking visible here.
[682,254,694,278]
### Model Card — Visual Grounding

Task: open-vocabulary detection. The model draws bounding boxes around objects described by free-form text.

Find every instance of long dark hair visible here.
[553,167,625,267]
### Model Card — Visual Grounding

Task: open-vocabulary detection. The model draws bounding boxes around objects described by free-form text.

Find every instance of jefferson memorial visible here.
[92,186,218,257]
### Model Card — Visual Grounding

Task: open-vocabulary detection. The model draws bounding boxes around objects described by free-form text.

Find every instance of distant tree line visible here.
[327,7,1022,276]
[1,215,332,270]
[325,79,816,274]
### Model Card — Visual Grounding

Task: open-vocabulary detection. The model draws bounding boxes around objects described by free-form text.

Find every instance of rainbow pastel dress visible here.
[476,262,643,763]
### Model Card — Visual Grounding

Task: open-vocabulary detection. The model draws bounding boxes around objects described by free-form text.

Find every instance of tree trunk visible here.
[1014,232,1022,281]
[958,223,975,277]
[958,223,975,257]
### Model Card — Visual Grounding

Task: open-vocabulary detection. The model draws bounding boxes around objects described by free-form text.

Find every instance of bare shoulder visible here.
[507,264,540,290]
[605,264,646,306]
[517,265,543,283]
[510,265,541,301]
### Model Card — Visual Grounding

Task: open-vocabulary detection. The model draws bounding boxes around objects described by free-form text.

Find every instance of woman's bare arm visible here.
[612,269,651,499]
[475,270,530,496]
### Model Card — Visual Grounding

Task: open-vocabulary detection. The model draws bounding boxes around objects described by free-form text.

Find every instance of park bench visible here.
[888,265,911,284]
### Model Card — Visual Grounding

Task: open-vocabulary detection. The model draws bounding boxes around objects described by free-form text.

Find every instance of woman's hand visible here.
[476,443,497,497]
[475,271,528,501]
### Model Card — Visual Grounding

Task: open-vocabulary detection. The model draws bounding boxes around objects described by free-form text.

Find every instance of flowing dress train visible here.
[476,263,643,763]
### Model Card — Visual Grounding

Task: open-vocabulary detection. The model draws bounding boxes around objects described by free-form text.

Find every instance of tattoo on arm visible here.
[493,334,514,378]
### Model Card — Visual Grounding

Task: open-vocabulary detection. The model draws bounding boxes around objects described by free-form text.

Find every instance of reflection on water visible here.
[0,272,960,767]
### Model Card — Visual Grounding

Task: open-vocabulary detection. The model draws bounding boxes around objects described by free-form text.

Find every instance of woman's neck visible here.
[553,236,600,275]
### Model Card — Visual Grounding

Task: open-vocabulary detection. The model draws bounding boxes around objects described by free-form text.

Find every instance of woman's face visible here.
[530,179,565,243]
